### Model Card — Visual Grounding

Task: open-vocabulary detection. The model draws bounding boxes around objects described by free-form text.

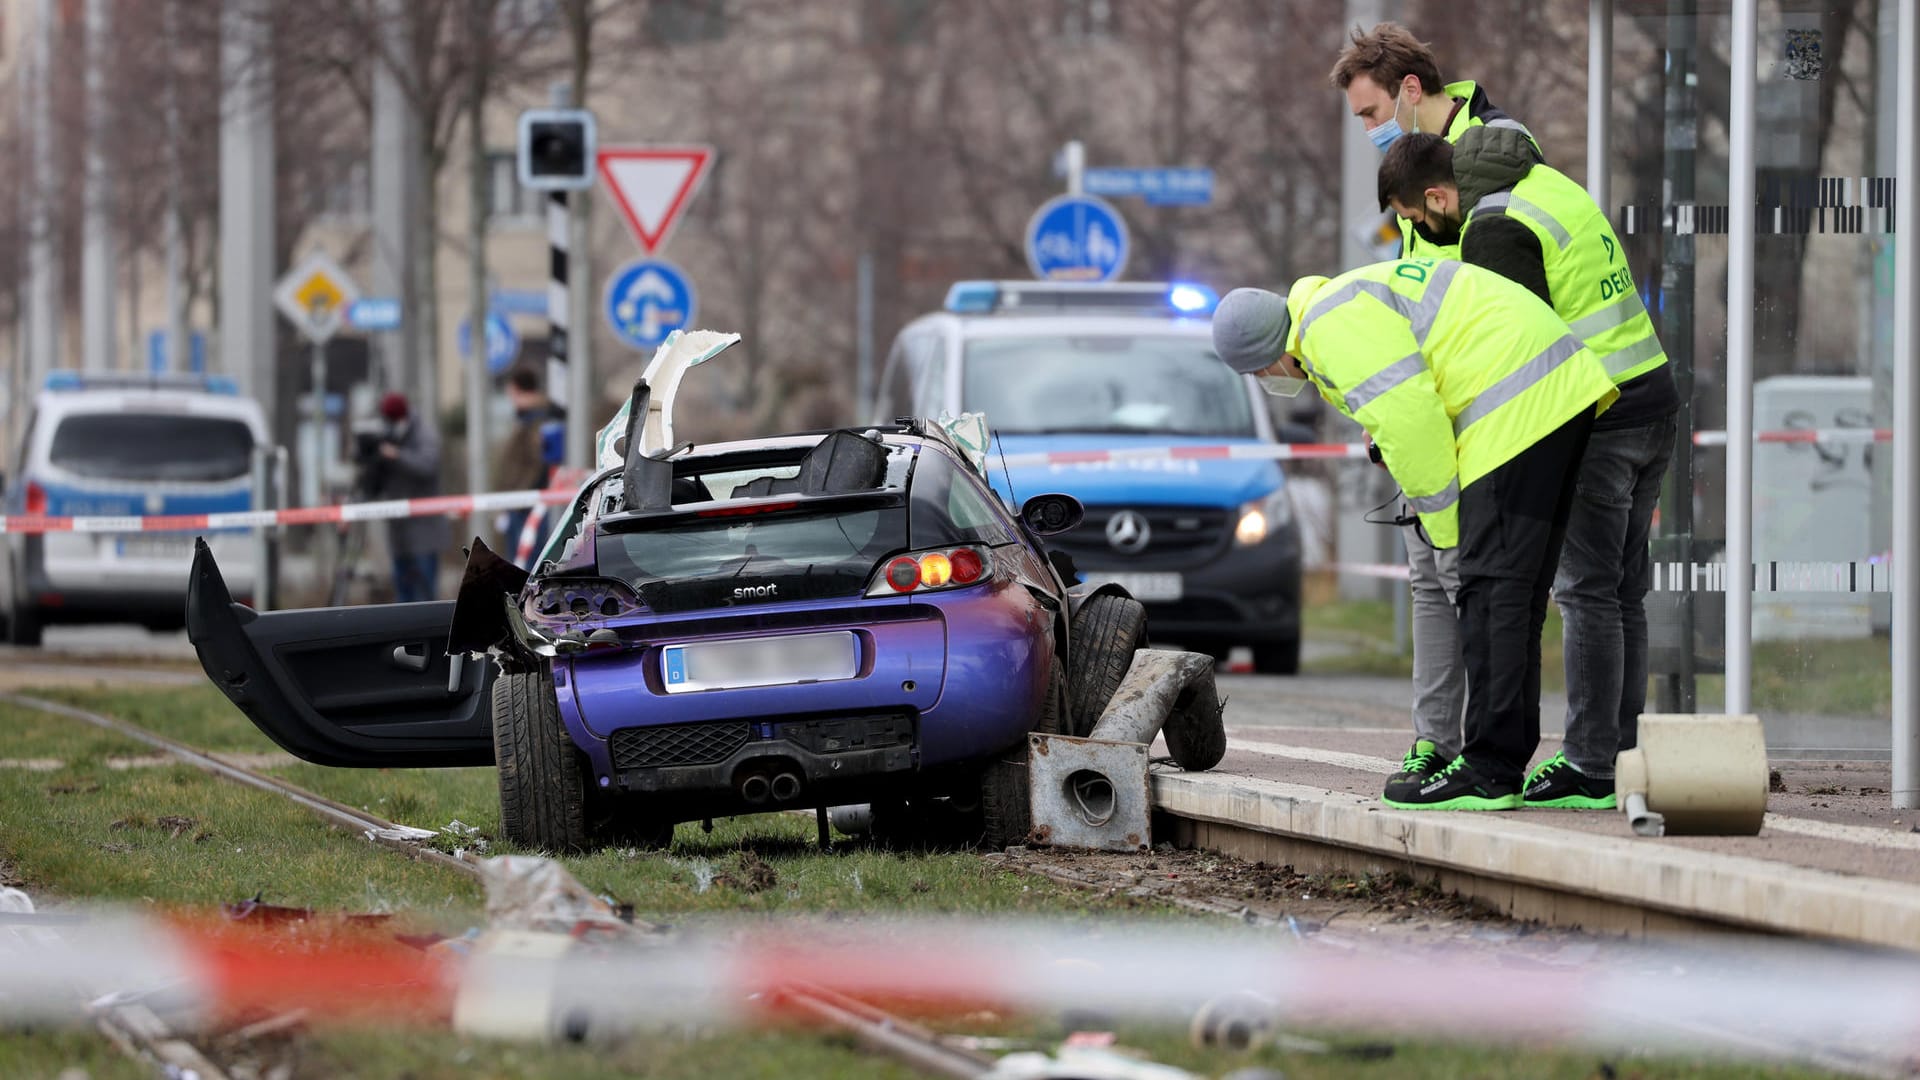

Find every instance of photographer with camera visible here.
[364,391,445,603]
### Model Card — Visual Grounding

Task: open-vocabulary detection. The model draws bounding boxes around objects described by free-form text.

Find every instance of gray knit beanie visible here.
[1211,287,1292,374]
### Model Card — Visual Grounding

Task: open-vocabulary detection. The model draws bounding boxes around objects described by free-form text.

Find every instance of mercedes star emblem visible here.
[1106,509,1151,554]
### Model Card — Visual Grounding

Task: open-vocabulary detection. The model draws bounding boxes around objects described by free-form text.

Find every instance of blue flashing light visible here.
[203,375,240,396]
[1168,283,1217,314]
[944,281,1000,314]
[43,371,84,392]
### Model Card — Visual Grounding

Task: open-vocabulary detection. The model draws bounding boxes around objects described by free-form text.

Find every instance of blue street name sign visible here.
[605,259,696,352]
[1025,194,1130,282]
[1083,167,1215,207]
[458,311,521,374]
[347,297,404,331]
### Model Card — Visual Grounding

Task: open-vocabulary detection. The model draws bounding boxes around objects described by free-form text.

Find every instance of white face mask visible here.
[1257,373,1309,398]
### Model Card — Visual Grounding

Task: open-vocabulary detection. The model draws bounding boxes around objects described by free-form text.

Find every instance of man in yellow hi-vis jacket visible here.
[1213,259,1616,809]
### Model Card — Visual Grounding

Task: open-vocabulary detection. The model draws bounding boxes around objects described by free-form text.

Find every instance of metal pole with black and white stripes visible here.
[546,189,571,422]
[517,100,597,468]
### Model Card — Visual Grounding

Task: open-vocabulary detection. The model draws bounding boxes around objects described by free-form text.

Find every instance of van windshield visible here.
[50,412,255,483]
[962,335,1256,437]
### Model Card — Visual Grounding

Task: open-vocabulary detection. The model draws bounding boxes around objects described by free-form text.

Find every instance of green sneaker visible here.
[1389,739,1449,785]
[1382,757,1521,811]
[1522,751,1617,809]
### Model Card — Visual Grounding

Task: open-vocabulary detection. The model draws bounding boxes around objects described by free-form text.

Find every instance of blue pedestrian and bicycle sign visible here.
[1025,194,1130,282]
[458,311,521,374]
[605,258,696,351]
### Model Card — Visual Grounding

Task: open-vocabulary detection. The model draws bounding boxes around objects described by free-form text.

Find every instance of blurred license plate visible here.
[661,631,859,694]
[115,535,193,560]
[1081,572,1183,602]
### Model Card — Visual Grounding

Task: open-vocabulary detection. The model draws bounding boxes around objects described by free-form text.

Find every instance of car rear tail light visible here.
[24,481,47,516]
[868,546,992,597]
[526,577,645,627]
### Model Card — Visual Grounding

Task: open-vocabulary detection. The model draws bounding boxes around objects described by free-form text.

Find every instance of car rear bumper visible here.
[605,712,920,814]
[556,586,1056,800]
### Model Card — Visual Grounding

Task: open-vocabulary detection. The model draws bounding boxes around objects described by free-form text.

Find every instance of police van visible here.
[870,281,1304,673]
[1,373,268,646]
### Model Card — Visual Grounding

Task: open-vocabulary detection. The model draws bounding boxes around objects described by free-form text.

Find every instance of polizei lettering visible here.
[732,584,779,600]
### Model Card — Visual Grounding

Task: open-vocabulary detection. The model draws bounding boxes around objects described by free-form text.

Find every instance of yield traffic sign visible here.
[596,146,713,254]
[273,251,361,344]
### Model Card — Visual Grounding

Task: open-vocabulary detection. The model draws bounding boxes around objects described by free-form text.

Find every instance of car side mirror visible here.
[1020,492,1085,536]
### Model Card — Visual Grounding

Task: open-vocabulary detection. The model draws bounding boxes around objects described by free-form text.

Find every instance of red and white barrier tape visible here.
[0,489,575,537]
[0,428,1894,536]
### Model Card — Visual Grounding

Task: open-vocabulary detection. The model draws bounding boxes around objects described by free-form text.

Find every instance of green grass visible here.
[0,698,478,915]
[21,683,282,755]
[0,1030,151,1080]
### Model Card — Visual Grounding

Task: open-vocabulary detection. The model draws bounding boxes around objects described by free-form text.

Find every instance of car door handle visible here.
[392,643,429,673]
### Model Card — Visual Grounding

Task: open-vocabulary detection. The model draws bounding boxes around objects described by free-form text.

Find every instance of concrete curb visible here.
[1152,770,1920,950]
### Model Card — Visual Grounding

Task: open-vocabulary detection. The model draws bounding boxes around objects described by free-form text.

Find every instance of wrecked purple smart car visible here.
[187,398,1149,851]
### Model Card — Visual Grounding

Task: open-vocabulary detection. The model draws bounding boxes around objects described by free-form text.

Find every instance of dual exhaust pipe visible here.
[738,768,803,806]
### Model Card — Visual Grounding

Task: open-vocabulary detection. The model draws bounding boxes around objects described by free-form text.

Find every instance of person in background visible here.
[375,391,444,603]
[494,364,565,558]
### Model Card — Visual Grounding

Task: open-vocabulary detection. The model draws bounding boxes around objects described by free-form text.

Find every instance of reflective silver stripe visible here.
[1453,335,1586,435]
[1568,291,1649,339]
[1484,117,1533,138]
[1467,190,1571,249]
[1343,352,1427,414]
[1600,334,1666,379]
[1407,477,1460,514]
[1299,262,1459,348]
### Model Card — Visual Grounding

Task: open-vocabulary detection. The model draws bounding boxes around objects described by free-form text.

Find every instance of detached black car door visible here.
[186,539,495,767]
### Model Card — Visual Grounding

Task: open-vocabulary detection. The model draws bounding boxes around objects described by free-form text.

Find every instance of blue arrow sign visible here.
[347,297,404,331]
[458,311,521,374]
[605,259,696,352]
[1025,194,1130,282]
[1083,167,1214,206]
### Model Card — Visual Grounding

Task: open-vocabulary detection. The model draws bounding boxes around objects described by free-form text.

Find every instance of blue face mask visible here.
[1366,91,1413,153]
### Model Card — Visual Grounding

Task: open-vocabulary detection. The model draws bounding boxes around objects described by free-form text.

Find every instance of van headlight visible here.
[1234,488,1293,547]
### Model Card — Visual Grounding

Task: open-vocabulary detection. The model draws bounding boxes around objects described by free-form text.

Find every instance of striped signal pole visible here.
[547,189,570,420]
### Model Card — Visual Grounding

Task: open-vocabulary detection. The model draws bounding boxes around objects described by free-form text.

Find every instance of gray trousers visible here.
[1404,524,1465,758]
[1554,415,1676,778]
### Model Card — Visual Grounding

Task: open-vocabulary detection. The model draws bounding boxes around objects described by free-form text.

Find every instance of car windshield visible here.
[961,335,1256,437]
[49,412,255,483]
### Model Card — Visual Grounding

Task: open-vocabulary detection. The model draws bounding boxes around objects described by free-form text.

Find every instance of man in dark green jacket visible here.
[1379,127,1680,810]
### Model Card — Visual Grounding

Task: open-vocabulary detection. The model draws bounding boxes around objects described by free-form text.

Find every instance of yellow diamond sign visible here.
[274,251,361,344]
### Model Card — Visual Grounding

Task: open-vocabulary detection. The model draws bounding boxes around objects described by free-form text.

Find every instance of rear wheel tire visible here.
[1068,594,1148,737]
[493,664,590,853]
[1253,636,1301,676]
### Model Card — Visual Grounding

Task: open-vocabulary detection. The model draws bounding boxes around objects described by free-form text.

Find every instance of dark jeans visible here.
[1554,414,1677,777]
[392,553,439,604]
[1455,410,1595,789]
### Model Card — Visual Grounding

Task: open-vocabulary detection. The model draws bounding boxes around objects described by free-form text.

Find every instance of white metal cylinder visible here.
[1586,0,1613,210]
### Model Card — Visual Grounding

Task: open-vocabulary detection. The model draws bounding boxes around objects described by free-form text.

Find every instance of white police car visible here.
[1,373,268,646]
[869,281,1304,673]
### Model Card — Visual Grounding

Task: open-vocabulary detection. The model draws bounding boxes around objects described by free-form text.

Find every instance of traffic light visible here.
[516,108,597,192]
